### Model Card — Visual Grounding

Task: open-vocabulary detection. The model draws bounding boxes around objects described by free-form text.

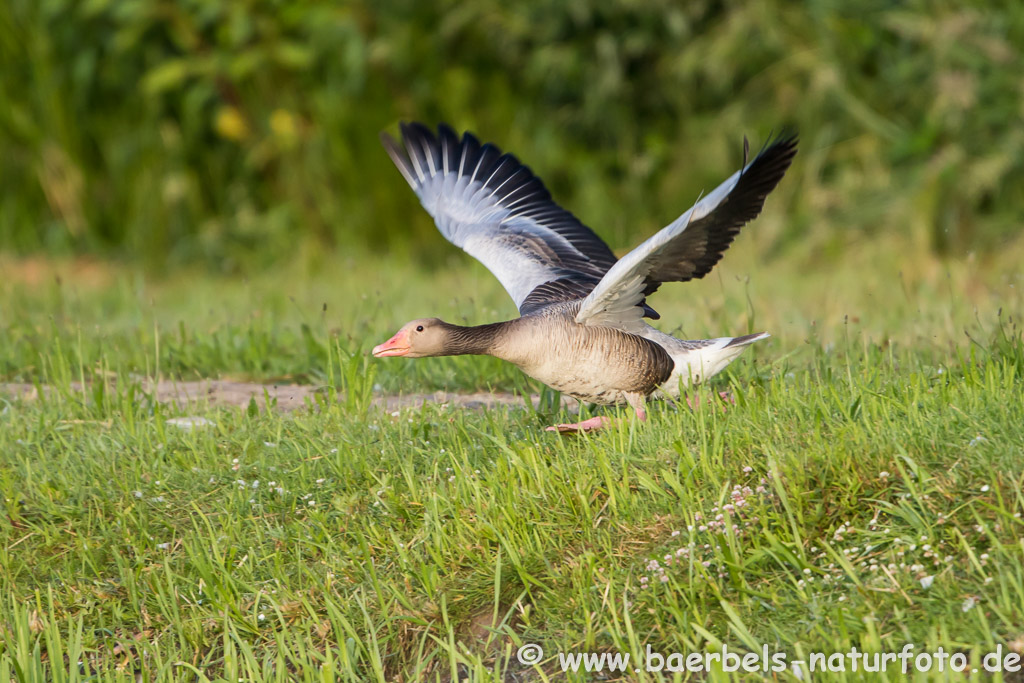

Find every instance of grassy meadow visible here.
[1,229,1023,681]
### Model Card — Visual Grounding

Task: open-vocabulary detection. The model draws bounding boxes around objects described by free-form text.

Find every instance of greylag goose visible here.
[373,123,797,432]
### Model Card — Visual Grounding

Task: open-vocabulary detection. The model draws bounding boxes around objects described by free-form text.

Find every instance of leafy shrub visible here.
[1,0,1021,270]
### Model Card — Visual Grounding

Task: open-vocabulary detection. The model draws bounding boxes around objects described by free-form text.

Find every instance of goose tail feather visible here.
[655,332,770,398]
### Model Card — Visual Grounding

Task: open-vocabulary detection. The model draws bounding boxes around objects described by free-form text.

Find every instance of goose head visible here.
[372,318,448,358]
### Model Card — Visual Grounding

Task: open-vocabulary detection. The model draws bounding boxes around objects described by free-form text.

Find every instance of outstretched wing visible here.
[381,122,630,316]
[575,134,798,330]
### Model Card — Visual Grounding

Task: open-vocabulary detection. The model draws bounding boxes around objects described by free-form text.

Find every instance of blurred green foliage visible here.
[1,0,1022,271]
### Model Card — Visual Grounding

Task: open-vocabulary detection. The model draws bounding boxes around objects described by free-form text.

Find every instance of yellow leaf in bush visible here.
[215,106,249,141]
[270,109,297,141]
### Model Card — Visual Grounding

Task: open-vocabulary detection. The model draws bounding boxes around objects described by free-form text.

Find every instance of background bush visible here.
[1,0,1021,271]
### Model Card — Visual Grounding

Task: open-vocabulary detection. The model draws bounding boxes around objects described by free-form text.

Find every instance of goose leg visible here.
[624,391,648,422]
[545,415,615,433]
[546,392,648,434]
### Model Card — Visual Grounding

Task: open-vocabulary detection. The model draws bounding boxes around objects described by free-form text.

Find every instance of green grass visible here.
[1,235,1023,681]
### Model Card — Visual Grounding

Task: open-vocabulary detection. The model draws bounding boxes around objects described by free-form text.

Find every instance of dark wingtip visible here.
[437,122,458,139]
[760,129,799,158]
[739,129,798,191]
[382,121,464,147]
[725,332,770,347]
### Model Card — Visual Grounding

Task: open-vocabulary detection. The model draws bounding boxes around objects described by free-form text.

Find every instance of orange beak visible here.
[372,330,411,358]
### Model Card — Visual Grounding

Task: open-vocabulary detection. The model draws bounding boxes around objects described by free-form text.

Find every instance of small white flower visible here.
[133,491,143,499]
[258,613,265,621]
[879,471,890,479]
[166,416,215,430]
[307,500,315,506]
[919,575,935,589]
[962,596,977,612]
[981,485,990,492]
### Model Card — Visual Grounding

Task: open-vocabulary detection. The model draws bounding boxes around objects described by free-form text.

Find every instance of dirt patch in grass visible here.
[0,380,576,414]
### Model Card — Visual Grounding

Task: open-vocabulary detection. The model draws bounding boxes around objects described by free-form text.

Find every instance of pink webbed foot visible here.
[685,391,735,411]
[545,416,616,434]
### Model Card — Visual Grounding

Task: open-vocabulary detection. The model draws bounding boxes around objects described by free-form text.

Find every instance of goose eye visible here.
[416,325,424,332]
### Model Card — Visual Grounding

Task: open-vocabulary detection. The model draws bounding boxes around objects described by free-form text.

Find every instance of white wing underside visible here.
[382,124,621,314]
[418,174,587,308]
[575,169,742,332]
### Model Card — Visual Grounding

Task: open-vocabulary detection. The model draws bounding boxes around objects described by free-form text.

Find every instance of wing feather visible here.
[576,134,798,329]
[381,123,622,314]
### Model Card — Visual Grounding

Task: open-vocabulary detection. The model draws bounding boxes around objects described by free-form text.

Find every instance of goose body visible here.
[492,303,675,406]
[373,123,797,430]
